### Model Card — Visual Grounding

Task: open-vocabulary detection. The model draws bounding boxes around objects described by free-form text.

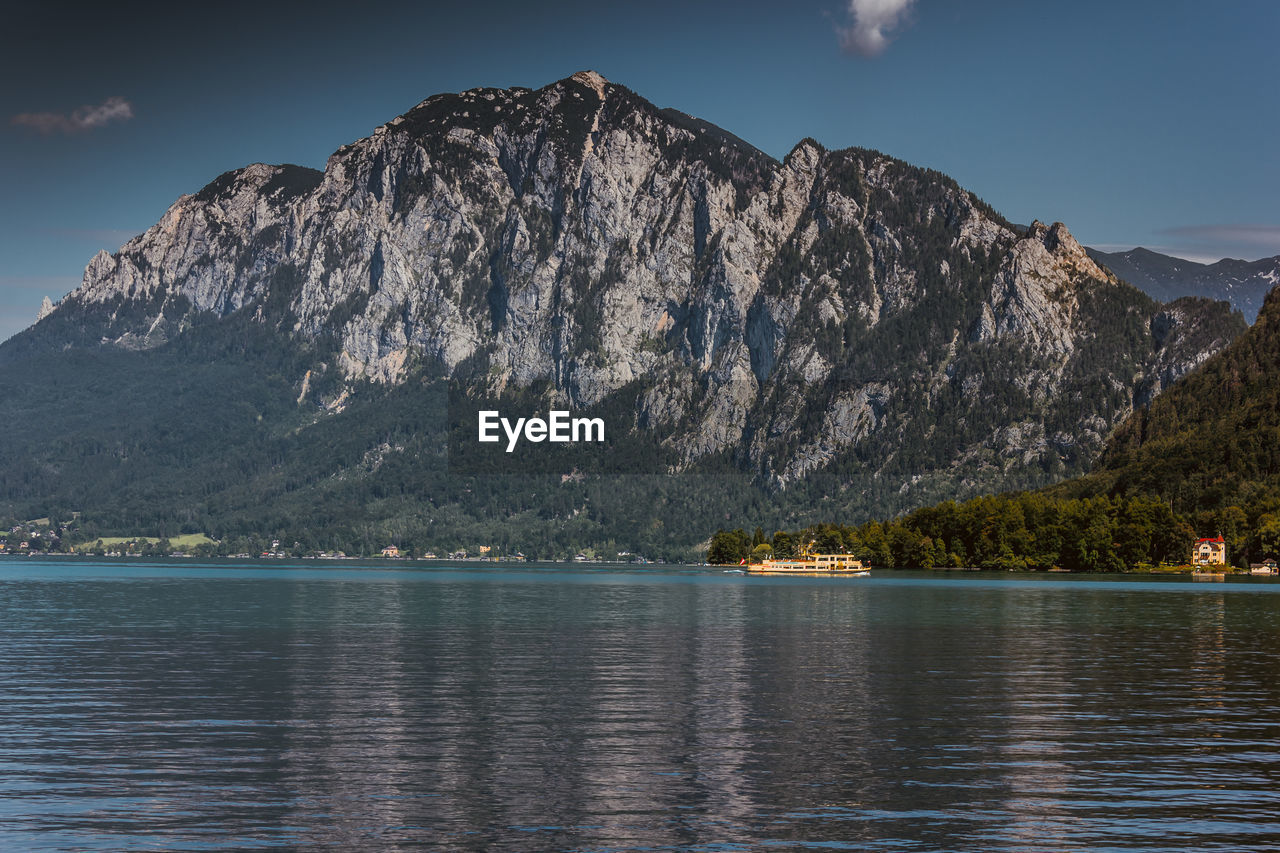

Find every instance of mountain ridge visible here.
[1072,282,1280,513]
[0,72,1248,555]
[1088,246,1279,322]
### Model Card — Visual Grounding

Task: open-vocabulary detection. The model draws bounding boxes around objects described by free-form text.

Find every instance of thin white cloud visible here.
[1094,226,1280,264]
[838,0,918,57]
[11,96,134,134]
[1161,224,1280,253]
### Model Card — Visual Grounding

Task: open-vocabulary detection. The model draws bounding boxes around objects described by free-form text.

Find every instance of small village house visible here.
[380,545,400,558]
[1250,558,1278,576]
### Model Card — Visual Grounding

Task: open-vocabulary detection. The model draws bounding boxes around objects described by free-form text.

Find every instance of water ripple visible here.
[1,564,1279,850]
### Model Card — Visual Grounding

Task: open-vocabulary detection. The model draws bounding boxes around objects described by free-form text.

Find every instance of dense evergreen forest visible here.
[707,492,1271,570]
[0,306,788,561]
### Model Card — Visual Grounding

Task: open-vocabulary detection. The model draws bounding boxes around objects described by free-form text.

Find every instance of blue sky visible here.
[1,0,1277,341]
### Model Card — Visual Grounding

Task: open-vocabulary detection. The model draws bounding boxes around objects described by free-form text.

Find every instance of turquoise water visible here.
[2,559,1279,851]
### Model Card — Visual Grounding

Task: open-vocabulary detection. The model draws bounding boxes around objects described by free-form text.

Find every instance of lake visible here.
[2,559,1279,851]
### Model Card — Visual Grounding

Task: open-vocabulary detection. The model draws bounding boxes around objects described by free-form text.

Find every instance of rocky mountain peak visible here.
[1044,221,1080,254]
[1018,219,1109,284]
[22,72,1246,520]
[1025,219,1085,257]
[569,70,609,97]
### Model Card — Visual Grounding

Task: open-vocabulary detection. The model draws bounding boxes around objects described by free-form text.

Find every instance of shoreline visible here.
[2,552,1275,579]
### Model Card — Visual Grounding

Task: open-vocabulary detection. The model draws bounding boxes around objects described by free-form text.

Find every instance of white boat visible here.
[747,546,868,576]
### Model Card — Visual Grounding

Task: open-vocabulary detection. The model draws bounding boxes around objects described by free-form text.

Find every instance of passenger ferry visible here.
[746,546,868,576]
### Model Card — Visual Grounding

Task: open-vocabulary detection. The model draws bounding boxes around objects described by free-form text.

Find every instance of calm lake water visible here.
[2,560,1280,851]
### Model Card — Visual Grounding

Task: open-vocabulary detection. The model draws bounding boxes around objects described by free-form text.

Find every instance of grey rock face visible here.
[48,72,1245,513]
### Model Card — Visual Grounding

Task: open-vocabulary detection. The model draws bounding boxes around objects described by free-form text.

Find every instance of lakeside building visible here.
[1250,559,1278,576]
[1192,536,1227,566]
[380,546,401,558]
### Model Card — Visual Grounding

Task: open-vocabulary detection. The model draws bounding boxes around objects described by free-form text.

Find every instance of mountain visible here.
[0,72,1247,558]
[1088,246,1280,322]
[1063,282,1280,562]
[1069,283,1280,515]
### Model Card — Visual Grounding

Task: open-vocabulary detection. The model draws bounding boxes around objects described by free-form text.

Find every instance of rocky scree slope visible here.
[25,71,1245,518]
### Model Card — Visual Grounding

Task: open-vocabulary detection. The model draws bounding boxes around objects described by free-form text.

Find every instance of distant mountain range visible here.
[1086,246,1279,322]
[0,72,1249,558]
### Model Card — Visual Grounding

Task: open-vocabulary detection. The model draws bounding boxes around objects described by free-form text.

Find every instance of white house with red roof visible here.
[1192,535,1226,566]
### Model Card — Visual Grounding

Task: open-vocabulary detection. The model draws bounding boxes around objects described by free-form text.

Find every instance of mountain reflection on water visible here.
[1,562,1279,851]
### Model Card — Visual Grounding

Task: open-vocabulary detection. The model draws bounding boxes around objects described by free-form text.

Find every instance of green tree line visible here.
[708,491,1277,570]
